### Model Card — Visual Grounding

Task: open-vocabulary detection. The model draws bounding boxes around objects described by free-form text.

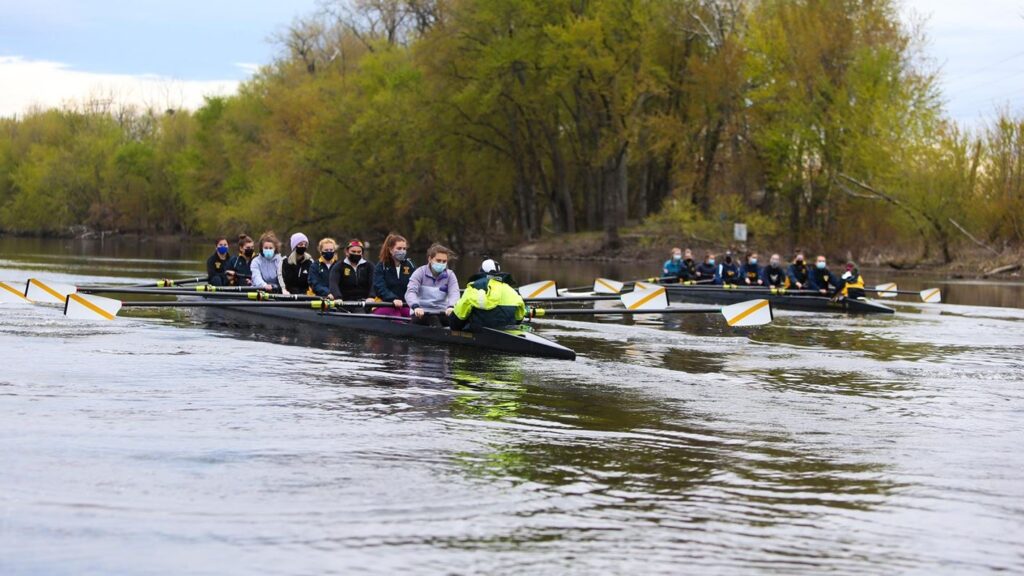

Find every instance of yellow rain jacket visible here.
[454,273,526,330]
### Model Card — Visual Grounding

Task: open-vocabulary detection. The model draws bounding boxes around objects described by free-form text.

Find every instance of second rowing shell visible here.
[664,287,895,314]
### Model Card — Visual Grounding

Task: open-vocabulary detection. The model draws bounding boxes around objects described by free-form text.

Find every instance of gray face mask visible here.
[393,249,407,261]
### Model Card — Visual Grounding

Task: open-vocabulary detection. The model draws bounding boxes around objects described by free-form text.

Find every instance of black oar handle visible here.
[531,307,721,317]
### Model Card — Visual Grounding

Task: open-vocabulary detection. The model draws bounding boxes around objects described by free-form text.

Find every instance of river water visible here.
[2,237,1023,574]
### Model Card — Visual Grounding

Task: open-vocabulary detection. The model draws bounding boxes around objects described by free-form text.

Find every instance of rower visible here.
[809,254,838,296]
[764,254,786,288]
[372,233,414,317]
[787,250,809,290]
[695,252,717,283]
[740,252,764,286]
[452,259,526,331]
[308,237,338,298]
[681,248,698,283]
[718,250,741,286]
[406,244,460,327]
[206,237,231,286]
[837,262,866,299]
[330,239,373,301]
[251,231,285,293]
[225,234,254,286]
[662,247,685,283]
[281,232,314,295]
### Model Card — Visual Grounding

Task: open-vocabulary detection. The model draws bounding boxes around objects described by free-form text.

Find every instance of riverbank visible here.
[504,232,1024,279]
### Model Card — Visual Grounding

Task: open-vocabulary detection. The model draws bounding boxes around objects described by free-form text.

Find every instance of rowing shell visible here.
[186,297,577,360]
[663,287,895,314]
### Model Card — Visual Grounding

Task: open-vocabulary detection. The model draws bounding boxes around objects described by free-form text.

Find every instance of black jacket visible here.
[330,258,374,301]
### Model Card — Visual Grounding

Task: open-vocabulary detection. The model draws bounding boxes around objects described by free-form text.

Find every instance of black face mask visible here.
[725,256,733,264]
[296,247,307,256]
[243,248,255,258]
[322,251,335,261]
[348,254,362,264]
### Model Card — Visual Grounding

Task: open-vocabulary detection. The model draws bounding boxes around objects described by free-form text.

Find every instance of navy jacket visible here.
[695,262,717,282]
[809,267,838,292]
[308,257,337,297]
[763,265,787,287]
[787,262,809,288]
[717,262,741,285]
[373,259,415,302]
[740,263,763,285]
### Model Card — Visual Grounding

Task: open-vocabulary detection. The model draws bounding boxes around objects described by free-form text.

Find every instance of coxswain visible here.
[308,237,338,298]
[372,233,414,317]
[452,259,526,331]
[330,239,373,301]
[405,244,460,327]
[206,236,231,286]
[837,262,866,299]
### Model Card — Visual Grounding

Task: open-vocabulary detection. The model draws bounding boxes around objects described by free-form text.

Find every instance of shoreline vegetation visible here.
[1,0,1021,275]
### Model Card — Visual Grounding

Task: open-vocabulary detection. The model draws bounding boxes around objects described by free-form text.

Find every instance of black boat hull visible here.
[664,287,895,314]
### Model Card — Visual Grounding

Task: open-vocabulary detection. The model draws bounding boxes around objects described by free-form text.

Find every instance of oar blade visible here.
[25,278,77,303]
[920,288,942,303]
[519,280,558,299]
[621,285,668,311]
[64,293,122,321]
[593,278,624,294]
[875,282,898,298]
[0,281,33,304]
[722,299,773,327]
[634,281,654,292]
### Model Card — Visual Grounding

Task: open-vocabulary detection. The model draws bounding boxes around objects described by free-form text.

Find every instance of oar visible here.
[561,276,714,293]
[126,276,206,289]
[21,278,269,304]
[61,293,402,320]
[531,298,773,327]
[657,280,942,303]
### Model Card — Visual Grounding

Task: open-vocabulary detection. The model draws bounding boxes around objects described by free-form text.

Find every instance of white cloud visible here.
[0,55,241,118]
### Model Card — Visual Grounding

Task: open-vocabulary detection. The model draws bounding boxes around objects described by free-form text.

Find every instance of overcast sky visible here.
[0,0,1021,128]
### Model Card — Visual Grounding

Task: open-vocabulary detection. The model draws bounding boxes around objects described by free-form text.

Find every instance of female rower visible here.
[372,233,414,317]
[251,231,286,293]
[226,234,254,286]
[308,237,338,298]
[330,239,373,301]
[405,244,460,327]
[281,232,314,295]
[206,236,231,286]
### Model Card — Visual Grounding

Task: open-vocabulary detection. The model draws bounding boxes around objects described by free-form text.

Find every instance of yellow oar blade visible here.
[722,299,773,327]
[0,281,32,304]
[519,280,558,299]
[634,281,653,292]
[920,288,942,303]
[875,282,898,298]
[593,278,624,294]
[65,293,122,321]
[620,285,667,311]
[25,278,77,303]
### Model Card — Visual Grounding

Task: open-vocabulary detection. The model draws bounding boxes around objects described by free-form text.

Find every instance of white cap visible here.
[290,232,309,250]
[481,259,500,273]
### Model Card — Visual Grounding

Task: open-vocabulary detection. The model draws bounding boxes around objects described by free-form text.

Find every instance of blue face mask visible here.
[749,258,758,265]
[816,261,827,269]
[262,248,275,259]
[393,249,407,261]
[216,246,228,256]
[431,262,447,275]
[708,259,716,265]
[672,254,682,261]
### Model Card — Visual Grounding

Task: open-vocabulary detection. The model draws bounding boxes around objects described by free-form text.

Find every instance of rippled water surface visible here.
[2,238,1024,574]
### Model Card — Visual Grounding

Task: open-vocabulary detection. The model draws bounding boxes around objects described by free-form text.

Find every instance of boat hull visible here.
[664,287,895,314]
[192,300,577,360]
